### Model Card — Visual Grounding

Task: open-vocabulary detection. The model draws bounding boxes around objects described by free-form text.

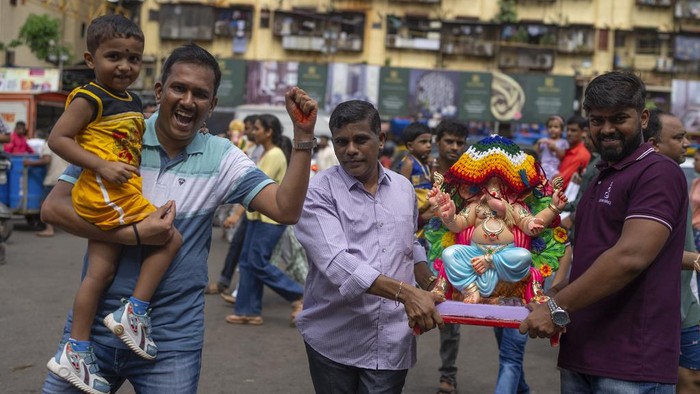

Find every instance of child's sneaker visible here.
[103,298,157,360]
[46,341,110,394]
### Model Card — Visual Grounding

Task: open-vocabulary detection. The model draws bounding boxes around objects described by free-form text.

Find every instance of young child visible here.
[4,121,34,154]
[400,122,433,216]
[534,115,569,179]
[45,15,182,394]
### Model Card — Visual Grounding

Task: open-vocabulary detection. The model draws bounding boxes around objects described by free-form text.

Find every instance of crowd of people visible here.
[11,13,696,394]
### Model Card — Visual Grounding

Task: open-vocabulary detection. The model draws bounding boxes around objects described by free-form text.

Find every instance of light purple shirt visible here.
[294,163,426,370]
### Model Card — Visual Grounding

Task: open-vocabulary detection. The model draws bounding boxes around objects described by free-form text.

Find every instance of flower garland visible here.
[523,195,568,278]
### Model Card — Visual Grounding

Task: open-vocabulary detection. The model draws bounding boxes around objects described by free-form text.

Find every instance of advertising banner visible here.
[408,69,461,120]
[672,79,700,133]
[298,63,328,109]
[378,67,410,117]
[511,74,575,123]
[0,68,60,93]
[458,72,494,122]
[217,59,247,108]
[324,63,380,114]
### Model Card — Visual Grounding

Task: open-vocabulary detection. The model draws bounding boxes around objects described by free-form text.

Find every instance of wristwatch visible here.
[292,138,318,150]
[547,298,570,328]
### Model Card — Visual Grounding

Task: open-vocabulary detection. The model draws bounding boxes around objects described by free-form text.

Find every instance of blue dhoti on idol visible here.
[442,243,532,297]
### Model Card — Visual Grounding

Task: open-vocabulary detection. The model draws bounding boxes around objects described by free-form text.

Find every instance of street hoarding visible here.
[378,67,411,118]
[217,59,247,108]
[0,68,60,93]
[458,72,494,122]
[511,74,575,123]
[324,63,380,114]
[673,79,700,133]
[408,69,461,120]
[298,63,328,109]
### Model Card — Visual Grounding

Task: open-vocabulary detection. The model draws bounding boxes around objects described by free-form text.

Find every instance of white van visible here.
[209,104,332,139]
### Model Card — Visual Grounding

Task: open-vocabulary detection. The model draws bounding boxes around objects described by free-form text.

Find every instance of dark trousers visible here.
[304,342,408,394]
[218,216,248,288]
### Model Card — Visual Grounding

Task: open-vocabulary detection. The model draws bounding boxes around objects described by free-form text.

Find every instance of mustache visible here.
[596,131,625,143]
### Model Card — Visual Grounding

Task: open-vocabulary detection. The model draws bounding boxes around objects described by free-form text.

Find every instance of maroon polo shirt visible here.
[559,143,687,384]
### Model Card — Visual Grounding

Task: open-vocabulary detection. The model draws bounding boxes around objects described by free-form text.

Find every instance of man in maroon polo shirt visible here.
[520,71,687,393]
[557,115,591,190]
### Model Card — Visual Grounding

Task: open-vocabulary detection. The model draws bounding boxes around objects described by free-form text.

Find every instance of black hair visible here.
[280,135,292,165]
[86,14,144,54]
[160,43,222,96]
[258,113,283,148]
[329,100,381,135]
[643,108,664,142]
[15,121,26,128]
[566,115,588,130]
[435,118,468,141]
[583,71,646,114]
[243,114,259,125]
[402,122,432,145]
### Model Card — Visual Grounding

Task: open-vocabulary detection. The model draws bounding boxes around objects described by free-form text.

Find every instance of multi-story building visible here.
[2,0,699,120]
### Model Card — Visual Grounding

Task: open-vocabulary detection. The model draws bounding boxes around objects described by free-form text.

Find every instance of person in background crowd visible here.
[4,121,34,154]
[314,134,339,172]
[400,122,433,225]
[226,114,305,326]
[426,117,468,394]
[142,102,158,119]
[646,109,700,394]
[23,128,70,237]
[534,115,567,180]
[557,115,591,190]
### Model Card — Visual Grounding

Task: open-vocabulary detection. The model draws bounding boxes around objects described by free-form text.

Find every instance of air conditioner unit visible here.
[535,53,553,69]
[656,57,674,72]
[500,54,516,66]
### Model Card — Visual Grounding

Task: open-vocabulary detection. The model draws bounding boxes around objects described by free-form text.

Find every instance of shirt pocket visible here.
[391,214,416,256]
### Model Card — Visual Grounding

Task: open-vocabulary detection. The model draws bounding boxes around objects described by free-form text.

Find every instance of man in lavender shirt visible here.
[520,71,686,392]
[295,100,444,393]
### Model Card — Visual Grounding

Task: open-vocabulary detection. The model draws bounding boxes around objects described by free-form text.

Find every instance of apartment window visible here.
[636,33,661,55]
[214,6,254,37]
[159,4,214,41]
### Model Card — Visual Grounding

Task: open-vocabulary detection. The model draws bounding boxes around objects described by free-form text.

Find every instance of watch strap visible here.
[293,138,317,150]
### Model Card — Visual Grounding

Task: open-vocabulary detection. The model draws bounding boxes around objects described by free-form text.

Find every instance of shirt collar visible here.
[597,142,655,171]
[337,161,391,190]
[142,112,206,155]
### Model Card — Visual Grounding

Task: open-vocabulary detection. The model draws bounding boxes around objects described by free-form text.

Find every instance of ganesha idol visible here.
[426,135,568,306]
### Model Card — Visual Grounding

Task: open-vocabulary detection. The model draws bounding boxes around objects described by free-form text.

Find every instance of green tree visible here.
[495,0,518,23]
[16,14,71,64]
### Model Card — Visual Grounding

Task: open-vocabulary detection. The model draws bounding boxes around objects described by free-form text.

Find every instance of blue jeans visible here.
[493,327,529,394]
[234,220,304,316]
[218,216,248,288]
[304,342,408,394]
[680,324,700,370]
[42,340,202,394]
[438,324,460,384]
[560,368,675,394]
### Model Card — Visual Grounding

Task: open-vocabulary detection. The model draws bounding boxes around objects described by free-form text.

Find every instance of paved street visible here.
[0,221,560,393]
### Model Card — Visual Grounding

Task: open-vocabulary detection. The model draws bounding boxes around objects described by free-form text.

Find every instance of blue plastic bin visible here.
[9,154,46,213]
[0,176,9,206]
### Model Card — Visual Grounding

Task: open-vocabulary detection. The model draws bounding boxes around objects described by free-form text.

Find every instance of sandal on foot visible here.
[225,314,263,325]
[436,378,457,394]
